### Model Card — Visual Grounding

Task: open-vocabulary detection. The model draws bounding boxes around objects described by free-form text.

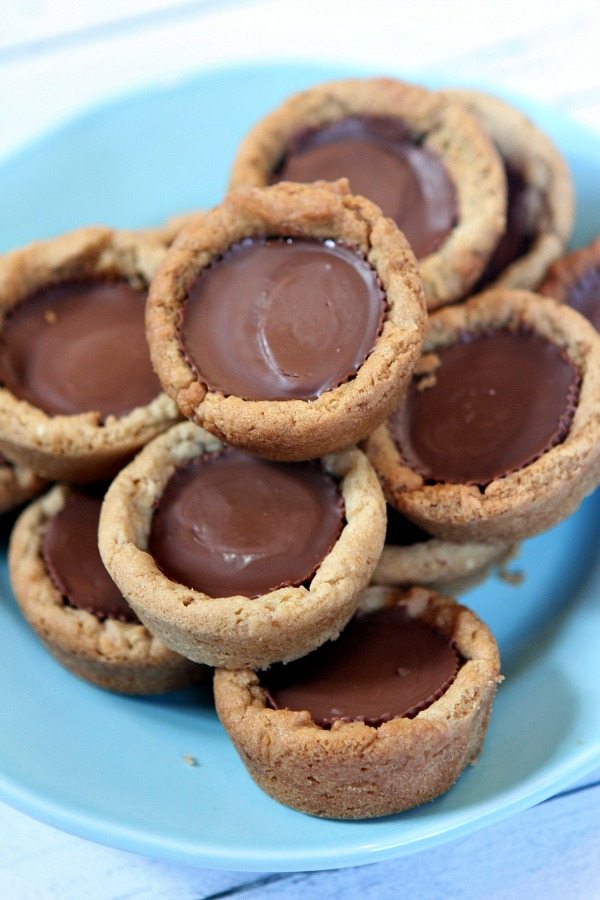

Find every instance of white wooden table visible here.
[1,3,600,897]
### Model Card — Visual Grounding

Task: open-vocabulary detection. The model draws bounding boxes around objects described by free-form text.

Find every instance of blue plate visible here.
[1,63,600,872]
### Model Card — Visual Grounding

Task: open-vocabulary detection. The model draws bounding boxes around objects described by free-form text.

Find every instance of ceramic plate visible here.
[0,63,599,872]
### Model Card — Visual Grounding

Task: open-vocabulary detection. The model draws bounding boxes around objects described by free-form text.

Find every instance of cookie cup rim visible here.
[372,536,515,594]
[138,210,208,247]
[0,458,47,514]
[443,87,574,292]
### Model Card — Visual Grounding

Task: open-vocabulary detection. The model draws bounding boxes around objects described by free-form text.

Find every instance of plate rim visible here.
[2,741,600,871]
[1,59,600,872]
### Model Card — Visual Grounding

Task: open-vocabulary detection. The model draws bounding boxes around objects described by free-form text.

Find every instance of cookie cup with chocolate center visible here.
[0,226,180,482]
[8,484,204,693]
[98,421,386,670]
[139,210,207,247]
[146,180,426,461]
[214,585,501,820]
[366,290,600,543]
[444,89,574,292]
[228,77,506,308]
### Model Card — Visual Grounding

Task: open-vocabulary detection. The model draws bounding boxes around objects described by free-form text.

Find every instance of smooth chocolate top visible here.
[473,163,533,291]
[385,504,431,546]
[273,116,457,259]
[148,448,344,598]
[393,329,580,486]
[566,265,600,331]
[42,491,138,623]
[0,279,161,419]
[262,604,460,727]
[181,237,385,401]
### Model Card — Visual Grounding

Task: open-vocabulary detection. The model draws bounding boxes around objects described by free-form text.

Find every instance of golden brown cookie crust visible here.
[539,235,600,308]
[366,290,600,543]
[444,88,574,291]
[147,180,426,461]
[214,585,501,820]
[0,226,181,483]
[0,458,47,514]
[138,210,208,247]
[8,484,205,694]
[228,77,506,308]
[372,536,515,595]
[98,421,386,670]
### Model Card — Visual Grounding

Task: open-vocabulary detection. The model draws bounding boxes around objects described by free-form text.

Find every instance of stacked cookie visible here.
[3,75,599,820]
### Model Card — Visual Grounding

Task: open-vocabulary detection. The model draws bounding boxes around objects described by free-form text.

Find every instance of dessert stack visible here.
[2,76,600,819]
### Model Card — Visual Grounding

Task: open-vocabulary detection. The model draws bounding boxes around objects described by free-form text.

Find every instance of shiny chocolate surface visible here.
[42,491,138,623]
[273,116,457,258]
[262,604,460,727]
[393,329,579,486]
[180,237,385,401]
[148,448,344,598]
[0,279,161,419]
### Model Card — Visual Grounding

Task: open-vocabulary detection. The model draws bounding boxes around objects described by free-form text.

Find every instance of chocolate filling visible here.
[148,448,344,598]
[0,279,161,420]
[262,604,460,727]
[393,328,580,486]
[42,490,139,623]
[272,116,457,259]
[385,504,431,546]
[473,162,534,291]
[180,237,385,401]
[565,265,600,332]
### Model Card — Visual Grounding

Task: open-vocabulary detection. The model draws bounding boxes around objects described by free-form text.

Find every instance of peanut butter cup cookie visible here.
[98,422,386,670]
[228,77,506,308]
[147,180,426,461]
[0,226,180,482]
[540,235,600,331]
[366,290,600,543]
[444,89,574,293]
[9,484,204,693]
[214,585,501,819]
